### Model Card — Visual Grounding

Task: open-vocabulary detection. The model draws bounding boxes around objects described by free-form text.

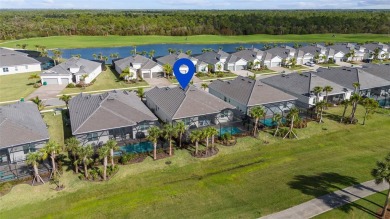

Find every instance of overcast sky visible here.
[0,0,389,9]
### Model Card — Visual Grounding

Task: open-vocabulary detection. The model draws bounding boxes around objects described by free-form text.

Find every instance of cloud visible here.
[0,0,24,3]
[42,0,54,4]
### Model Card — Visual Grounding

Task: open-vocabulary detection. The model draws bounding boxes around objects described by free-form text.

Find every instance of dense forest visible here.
[0,10,389,40]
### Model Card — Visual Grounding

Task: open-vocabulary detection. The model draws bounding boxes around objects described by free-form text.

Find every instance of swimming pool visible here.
[261,118,287,127]
[114,141,154,156]
[218,126,242,136]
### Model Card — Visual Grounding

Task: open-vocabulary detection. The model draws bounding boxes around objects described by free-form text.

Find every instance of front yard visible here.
[61,66,149,95]
[1,105,389,218]
[317,63,339,67]
[283,65,309,71]
[196,72,238,81]
[0,72,40,102]
[251,69,277,74]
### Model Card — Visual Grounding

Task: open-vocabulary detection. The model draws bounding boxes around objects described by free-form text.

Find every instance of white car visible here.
[305,62,315,67]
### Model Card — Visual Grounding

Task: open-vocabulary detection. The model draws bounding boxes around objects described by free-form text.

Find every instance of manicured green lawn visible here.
[197,72,238,81]
[0,106,389,218]
[61,66,149,95]
[318,63,339,67]
[372,60,390,64]
[314,190,388,219]
[251,69,277,74]
[0,34,388,49]
[0,72,39,102]
[284,65,309,71]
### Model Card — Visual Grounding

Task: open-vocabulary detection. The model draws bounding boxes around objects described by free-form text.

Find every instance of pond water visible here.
[50,42,309,64]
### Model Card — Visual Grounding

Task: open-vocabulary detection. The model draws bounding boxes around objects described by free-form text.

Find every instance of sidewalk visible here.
[260,180,388,219]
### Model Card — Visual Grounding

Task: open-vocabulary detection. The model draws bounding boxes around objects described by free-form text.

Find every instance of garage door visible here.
[152,72,163,78]
[143,72,151,79]
[228,66,234,71]
[271,62,280,67]
[43,78,58,85]
[236,65,245,70]
[61,78,69,85]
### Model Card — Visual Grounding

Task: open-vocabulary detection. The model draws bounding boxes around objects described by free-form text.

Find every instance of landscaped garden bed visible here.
[191,146,219,158]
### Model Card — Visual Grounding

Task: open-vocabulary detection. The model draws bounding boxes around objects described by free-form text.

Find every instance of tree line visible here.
[0,10,389,40]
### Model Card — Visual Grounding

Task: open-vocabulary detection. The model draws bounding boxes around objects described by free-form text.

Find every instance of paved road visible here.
[260,180,389,219]
[232,70,254,77]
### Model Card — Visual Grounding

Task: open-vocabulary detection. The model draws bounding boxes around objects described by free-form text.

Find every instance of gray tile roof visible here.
[263,47,290,59]
[145,85,234,121]
[299,45,322,56]
[114,55,159,71]
[0,48,41,67]
[361,43,388,52]
[327,44,352,54]
[362,64,390,81]
[232,49,263,62]
[195,51,223,65]
[261,72,347,98]
[41,57,101,76]
[0,102,49,148]
[156,53,197,66]
[69,90,157,135]
[315,67,390,90]
[209,76,297,107]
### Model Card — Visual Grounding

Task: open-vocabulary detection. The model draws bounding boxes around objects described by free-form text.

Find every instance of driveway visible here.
[231,70,254,77]
[337,61,363,68]
[144,77,172,87]
[269,67,292,73]
[27,85,67,100]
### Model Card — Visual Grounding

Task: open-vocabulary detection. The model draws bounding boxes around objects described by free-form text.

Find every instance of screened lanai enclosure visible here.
[256,100,296,127]
[360,86,390,108]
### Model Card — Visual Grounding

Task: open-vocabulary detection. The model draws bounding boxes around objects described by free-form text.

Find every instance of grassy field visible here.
[61,66,149,95]
[0,34,389,49]
[315,190,388,219]
[0,106,389,218]
[0,72,39,102]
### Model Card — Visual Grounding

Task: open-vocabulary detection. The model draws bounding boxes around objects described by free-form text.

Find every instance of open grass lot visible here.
[0,106,389,218]
[314,190,388,219]
[0,72,39,102]
[0,34,389,49]
[61,66,149,95]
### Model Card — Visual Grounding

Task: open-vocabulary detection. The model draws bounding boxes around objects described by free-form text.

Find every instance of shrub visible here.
[66,83,76,88]
[221,133,232,141]
[275,128,296,139]
[33,83,42,88]
[217,72,224,78]
[91,79,97,84]
[196,72,207,77]
[75,83,83,88]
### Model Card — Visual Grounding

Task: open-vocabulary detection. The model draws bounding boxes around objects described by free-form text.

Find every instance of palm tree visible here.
[340,99,350,123]
[65,137,80,173]
[247,61,254,70]
[285,108,299,139]
[147,126,161,160]
[163,63,173,79]
[348,49,356,61]
[175,121,186,148]
[312,86,323,103]
[92,54,97,60]
[371,153,390,219]
[162,124,178,156]
[217,63,222,72]
[130,46,137,55]
[53,49,63,65]
[149,50,155,59]
[136,87,145,100]
[119,67,134,83]
[315,101,327,123]
[353,82,360,94]
[323,86,333,104]
[361,98,379,125]
[79,145,94,178]
[249,106,265,137]
[208,127,218,148]
[185,50,192,56]
[35,45,40,51]
[21,44,28,49]
[190,130,202,155]
[371,48,381,60]
[28,73,40,85]
[349,93,361,124]
[272,113,283,136]
[26,151,46,184]
[15,44,21,48]
[207,64,213,74]
[59,94,71,110]
[201,83,208,90]
[289,57,297,68]
[254,61,261,70]
[30,96,44,111]
[40,50,48,57]
[72,54,81,58]
[168,48,175,54]
[41,140,61,176]
[105,139,118,167]
[201,128,211,155]
[98,145,110,181]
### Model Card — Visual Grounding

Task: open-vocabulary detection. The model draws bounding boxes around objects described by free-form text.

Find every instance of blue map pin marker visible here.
[173,58,196,89]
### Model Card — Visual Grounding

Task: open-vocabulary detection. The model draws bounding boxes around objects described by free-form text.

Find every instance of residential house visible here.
[114,55,163,79]
[300,45,325,63]
[40,57,102,85]
[225,54,248,71]
[232,48,263,69]
[69,90,158,146]
[209,76,297,120]
[0,102,50,182]
[156,52,198,75]
[262,47,291,67]
[144,86,235,129]
[261,72,350,108]
[0,48,41,75]
[194,50,229,72]
[359,43,389,60]
[315,67,390,105]
[361,64,390,106]
[326,43,365,62]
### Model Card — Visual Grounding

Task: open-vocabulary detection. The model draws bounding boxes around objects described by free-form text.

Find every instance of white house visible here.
[232,48,263,69]
[156,52,198,75]
[114,55,163,79]
[194,50,229,72]
[40,57,102,85]
[0,48,41,75]
[225,54,248,71]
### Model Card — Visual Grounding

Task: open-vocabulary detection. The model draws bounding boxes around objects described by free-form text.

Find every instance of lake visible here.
[51,43,309,63]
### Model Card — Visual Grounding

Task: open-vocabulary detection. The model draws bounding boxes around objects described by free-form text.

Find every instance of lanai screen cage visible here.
[257,100,296,127]
[0,160,51,183]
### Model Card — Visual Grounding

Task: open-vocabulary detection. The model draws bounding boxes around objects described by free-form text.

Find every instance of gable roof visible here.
[361,43,388,52]
[69,90,157,135]
[195,51,223,65]
[362,64,390,81]
[315,67,390,90]
[261,72,347,98]
[232,49,263,62]
[0,48,41,67]
[114,55,159,71]
[41,57,101,76]
[156,53,197,66]
[0,102,49,148]
[145,86,234,121]
[327,44,353,54]
[263,47,291,59]
[209,76,297,107]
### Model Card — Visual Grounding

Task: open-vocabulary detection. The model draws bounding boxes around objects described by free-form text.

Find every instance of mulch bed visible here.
[215,139,237,146]
[191,147,219,158]
[153,150,175,160]
[376,205,390,219]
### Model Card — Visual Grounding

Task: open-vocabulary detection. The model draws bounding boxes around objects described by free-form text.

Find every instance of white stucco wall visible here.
[0,63,41,75]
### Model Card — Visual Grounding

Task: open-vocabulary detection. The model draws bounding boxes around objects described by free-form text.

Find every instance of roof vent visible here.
[165,87,170,90]
[241,78,245,81]
[99,95,103,100]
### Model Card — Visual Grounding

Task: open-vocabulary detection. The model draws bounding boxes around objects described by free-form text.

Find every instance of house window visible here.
[3,67,9,72]
[87,133,98,141]
[15,66,18,71]
[23,145,36,154]
[138,124,149,131]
